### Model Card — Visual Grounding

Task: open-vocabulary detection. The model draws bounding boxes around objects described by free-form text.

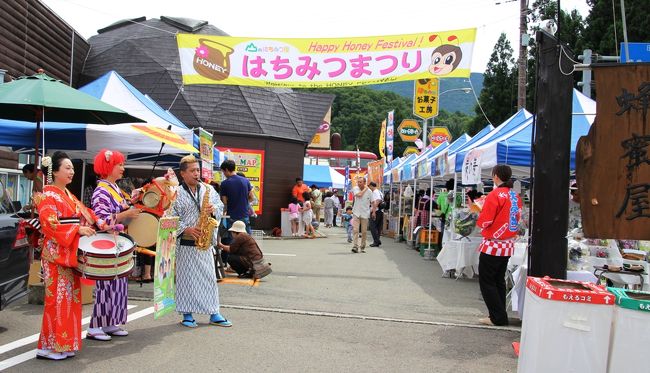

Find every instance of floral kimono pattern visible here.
[36,185,96,353]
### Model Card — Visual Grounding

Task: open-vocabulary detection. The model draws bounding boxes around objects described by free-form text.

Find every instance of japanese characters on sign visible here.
[428,126,452,148]
[177,29,476,87]
[462,148,482,185]
[386,110,395,163]
[217,147,265,214]
[576,65,650,240]
[616,83,650,221]
[397,119,422,142]
[199,128,213,181]
[413,78,439,119]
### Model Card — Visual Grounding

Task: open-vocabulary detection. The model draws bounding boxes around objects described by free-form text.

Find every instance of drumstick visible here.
[135,247,157,257]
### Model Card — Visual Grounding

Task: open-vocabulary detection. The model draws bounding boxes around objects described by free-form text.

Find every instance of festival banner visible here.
[177,29,476,87]
[308,107,332,149]
[153,216,179,319]
[199,128,213,180]
[378,119,386,158]
[386,110,395,163]
[367,159,385,187]
[217,147,265,214]
[462,149,483,185]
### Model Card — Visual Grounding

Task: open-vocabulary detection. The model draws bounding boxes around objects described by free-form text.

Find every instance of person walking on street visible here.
[476,165,522,327]
[301,191,316,238]
[368,182,384,247]
[323,191,335,228]
[311,185,323,224]
[342,206,353,243]
[332,189,341,227]
[351,177,373,253]
[220,159,254,236]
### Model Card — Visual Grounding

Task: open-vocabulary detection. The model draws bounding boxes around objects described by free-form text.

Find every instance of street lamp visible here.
[421,87,472,149]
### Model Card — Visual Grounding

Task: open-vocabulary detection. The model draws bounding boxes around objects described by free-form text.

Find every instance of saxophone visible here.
[195,183,218,250]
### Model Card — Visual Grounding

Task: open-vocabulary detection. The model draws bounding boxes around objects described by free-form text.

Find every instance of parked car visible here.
[0,180,32,310]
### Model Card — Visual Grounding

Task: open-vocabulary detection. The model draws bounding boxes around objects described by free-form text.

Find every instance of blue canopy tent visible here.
[452,89,595,179]
[0,71,195,161]
[453,109,533,173]
[303,164,346,188]
[431,125,494,177]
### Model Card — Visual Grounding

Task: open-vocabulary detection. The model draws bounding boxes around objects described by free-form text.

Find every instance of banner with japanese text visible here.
[199,128,213,181]
[177,29,476,87]
[154,217,179,319]
[386,110,395,163]
[217,147,265,214]
[367,159,385,187]
[378,119,386,158]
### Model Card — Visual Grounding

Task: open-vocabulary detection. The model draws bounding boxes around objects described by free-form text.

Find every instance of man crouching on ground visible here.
[218,220,271,279]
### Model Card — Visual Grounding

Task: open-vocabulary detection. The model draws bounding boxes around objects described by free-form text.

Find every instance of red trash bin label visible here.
[526,276,614,305]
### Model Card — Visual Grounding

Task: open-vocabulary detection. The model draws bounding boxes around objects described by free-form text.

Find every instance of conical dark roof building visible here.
[82,16,334,229]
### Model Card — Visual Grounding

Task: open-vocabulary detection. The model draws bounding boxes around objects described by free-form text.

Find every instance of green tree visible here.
[434,110,473,141]
[582,0,650,58]
[468,33,517,135]
[525,1,586,109]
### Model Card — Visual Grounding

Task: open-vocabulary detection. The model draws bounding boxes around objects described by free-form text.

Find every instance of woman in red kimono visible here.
[35,151,99,360]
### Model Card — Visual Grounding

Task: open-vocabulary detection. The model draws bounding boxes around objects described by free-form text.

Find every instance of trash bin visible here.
[606,287,650,373]
[517,276,615,373]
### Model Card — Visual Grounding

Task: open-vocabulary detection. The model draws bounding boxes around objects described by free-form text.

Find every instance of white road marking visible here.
[0,305,137,355]
[287,276,298,279]
[264,253,296,257]
[0,305,146,371]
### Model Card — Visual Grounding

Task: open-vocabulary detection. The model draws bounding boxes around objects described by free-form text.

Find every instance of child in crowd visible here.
[288,197,301,237]
[301,191,316,238]
[342,206,354,243]
[323,191,335,228]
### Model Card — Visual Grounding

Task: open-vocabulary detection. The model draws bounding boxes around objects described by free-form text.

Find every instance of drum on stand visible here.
[128,211,160,248]
[75,233,136,280]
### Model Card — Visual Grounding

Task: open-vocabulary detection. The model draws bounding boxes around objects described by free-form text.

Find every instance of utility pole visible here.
[517,0,528,109]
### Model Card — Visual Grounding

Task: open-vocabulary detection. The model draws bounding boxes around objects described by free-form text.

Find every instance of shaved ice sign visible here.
[177,29,476,88]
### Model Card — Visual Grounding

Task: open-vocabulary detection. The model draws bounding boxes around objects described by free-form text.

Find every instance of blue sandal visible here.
[181,313,198,328]
[209,314,232,327]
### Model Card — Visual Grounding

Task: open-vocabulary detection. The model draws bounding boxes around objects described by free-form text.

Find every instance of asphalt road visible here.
[0,227,520,372]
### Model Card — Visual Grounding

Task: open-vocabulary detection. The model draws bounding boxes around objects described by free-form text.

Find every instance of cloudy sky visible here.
[41,0,591,73]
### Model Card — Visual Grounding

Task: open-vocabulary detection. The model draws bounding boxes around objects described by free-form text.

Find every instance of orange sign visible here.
[428,127,452,147]
[403,146,420,156]
[397,119,422,142]
[413,78,439,119]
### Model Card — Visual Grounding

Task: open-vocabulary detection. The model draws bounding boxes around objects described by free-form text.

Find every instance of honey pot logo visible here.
[193,39,234,81]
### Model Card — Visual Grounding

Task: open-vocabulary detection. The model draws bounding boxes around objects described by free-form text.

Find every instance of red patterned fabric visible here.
[476,186,523,241]
[36,186,95,353]
[479,238,515,257]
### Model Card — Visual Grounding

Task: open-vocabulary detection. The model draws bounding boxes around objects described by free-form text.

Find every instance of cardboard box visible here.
[28,261,42,285]
[81,283,94,304]
[28,261,94,304]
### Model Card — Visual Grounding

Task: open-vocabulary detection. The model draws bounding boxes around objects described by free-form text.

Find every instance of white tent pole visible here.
[450,173,458,240]
[428,172,433,251]
[411,177,417,244]
[80,159,87,203]
[395,179,404,240]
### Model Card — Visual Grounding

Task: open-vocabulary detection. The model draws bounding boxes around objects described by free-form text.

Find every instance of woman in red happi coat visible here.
[35,151,100,360]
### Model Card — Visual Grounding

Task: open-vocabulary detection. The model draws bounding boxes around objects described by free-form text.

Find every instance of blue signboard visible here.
[620,43,650,63]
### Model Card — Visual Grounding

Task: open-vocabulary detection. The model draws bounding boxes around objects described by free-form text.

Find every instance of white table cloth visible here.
[437,237,482,278]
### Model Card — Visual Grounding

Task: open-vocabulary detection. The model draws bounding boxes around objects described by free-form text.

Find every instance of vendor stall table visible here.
[436,237,482,278]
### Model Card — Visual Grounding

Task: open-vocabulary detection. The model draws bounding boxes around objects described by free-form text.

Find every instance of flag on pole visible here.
[378,119,386,158]
[386,110,395,163]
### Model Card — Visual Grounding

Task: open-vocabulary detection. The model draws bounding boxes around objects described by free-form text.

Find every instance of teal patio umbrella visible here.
[0,70,145,168]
